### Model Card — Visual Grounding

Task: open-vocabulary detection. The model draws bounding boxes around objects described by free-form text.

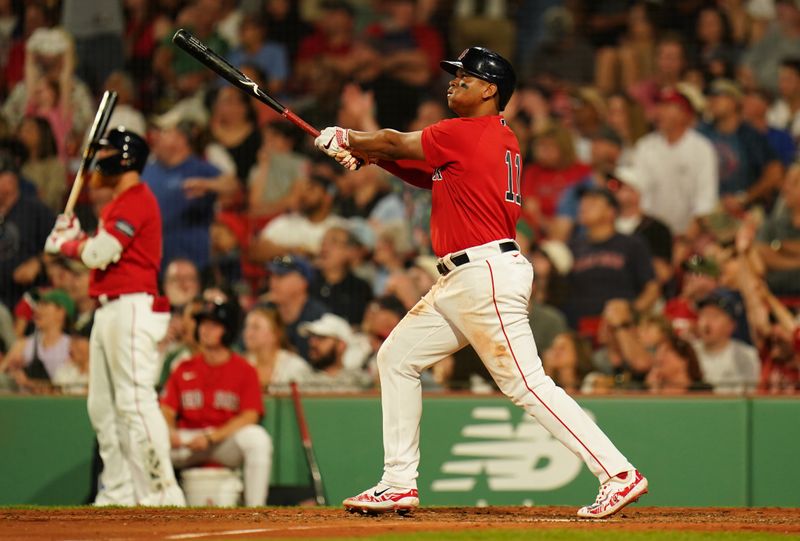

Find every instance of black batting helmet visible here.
[94,127,149,175]
[441,47,516,110]
[194,299,241,348]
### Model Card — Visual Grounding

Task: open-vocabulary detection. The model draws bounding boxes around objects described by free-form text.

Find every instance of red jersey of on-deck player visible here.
[89,183,162,298]
[160,352,264,429]
[421,115,522,257]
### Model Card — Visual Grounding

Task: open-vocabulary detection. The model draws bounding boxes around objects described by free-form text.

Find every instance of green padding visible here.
[750,399,800,506]
[0,395,794,506]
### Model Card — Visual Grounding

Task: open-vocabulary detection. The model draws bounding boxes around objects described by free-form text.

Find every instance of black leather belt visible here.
[436,241,519,276]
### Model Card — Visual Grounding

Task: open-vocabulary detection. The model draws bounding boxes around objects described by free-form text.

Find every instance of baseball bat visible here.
[289,382,327,506]
[64,90,118,215]
[172,29,319,138]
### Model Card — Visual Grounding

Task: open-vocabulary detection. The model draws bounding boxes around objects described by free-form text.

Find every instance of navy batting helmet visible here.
[441,47,516,110]
[94,127,149,175]
[194,299,241,348]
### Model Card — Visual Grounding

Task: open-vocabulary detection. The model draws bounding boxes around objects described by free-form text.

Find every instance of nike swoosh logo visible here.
[373,488,389,497]
[323,135,335,150]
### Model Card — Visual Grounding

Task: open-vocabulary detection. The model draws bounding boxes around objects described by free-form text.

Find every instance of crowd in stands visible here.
[2,0,800,398]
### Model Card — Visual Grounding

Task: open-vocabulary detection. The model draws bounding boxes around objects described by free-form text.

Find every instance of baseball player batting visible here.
[316,47,648,518]
[45,128,185,506]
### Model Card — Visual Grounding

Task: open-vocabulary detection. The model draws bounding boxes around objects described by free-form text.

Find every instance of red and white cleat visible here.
[343,484,419,515]
[577,469,648,519]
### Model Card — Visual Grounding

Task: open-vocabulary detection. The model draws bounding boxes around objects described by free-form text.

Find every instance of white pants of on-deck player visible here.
[171,425,273,506]
[88,293,185,506]
[377,239,633,490]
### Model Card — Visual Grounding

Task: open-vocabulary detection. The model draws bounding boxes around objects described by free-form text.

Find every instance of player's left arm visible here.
[315,126,424,162]
[44,214,124,270]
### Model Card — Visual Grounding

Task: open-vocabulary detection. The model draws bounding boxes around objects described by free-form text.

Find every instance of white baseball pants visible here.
[171,425,273,506]
[377,240,633,490]
[88,293,185,506]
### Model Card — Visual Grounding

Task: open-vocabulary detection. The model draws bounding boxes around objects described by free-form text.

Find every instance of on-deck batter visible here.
[45,128,185,506]
[315,47,648,519]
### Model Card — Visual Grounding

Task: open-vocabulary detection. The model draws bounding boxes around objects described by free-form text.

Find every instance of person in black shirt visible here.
[0,152,54,311]
[566,185,660,330]
[606,166,674,296]
[311,226,373,326]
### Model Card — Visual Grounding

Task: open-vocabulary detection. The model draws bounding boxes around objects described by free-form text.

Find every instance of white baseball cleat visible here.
[577,469,648,519]
[343,483,419,514]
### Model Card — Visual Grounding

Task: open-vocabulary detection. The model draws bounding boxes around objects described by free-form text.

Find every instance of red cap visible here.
[657,87,694,114]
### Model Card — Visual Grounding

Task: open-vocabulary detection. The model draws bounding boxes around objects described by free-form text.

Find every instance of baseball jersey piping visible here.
[485,259,612,479]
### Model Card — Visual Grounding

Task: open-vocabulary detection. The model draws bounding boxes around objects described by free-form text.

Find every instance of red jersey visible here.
[160,352,264,430]
[89,183,162,298]
[421,115,521,256]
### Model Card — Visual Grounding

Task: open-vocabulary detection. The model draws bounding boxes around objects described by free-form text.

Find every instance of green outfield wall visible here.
[0,395,798,507]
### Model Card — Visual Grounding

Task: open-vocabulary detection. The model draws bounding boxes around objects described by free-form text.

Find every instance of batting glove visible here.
[53,213,82,240]
[44,229,69,255]
[315,126,350,157]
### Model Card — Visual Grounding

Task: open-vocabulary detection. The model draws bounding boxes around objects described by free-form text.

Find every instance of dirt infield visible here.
[2,506,799,540]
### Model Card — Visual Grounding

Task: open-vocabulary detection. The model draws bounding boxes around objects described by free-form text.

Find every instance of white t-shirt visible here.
[632,129,719,235]
[767,100,800,141]
[259,213,346,255]
[246,349,313,393]
[23,334,70,380]
[693,339,760,394]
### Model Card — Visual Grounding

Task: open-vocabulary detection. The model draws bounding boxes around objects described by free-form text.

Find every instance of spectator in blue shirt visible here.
[227,14,289,97]
[742,87,797,167]
[698,79,784,214]
[142,114,237,274]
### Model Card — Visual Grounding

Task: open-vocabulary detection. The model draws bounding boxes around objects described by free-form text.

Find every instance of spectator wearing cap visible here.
[263,255,329,361]
[565,185,659,332]
[693,289,760,393]
[227,14,290,97]
[628,33,688,121]
[296,313,372,392]
[552,125,623,242]
[62,258,95,334]
[312,226,373,326]
[699,79,783,212]
[0,288,73,392]
[743,87,797,166]
[2,27,94,135]
[767,58,800,156]
[742,2,800,94]
[0,152,54,311]
[664,254,720,338]
[143,114,237,274]
[253,173,346,261]
[607,166,674,294]
[52,317,92,394]
[631,86,718,236]
[755,163,800,296]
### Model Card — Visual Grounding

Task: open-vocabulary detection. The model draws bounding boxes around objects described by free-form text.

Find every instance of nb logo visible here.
[432,168,443,181]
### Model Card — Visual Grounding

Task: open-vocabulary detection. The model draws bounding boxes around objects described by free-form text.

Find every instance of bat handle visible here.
[283,109,319,138]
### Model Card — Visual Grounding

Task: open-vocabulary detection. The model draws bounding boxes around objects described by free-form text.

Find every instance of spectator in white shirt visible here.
[693,289,760,394]
[252,173,345,261]
[632,87,718,236]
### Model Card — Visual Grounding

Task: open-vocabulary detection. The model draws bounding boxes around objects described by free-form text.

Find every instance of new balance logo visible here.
[432,168,443,181]
[431,407,592,494]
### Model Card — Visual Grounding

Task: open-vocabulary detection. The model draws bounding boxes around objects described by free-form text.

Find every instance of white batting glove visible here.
[44,214,82,255]
[315,126,350,157]
[53,213,82,240]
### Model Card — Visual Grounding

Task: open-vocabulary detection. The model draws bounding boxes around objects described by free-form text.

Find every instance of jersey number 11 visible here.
[504,150,521,206]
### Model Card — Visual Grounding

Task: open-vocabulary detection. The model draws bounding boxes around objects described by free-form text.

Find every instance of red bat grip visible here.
[283,109,320,138]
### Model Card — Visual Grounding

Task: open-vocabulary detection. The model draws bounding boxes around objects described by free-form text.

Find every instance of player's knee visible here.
[236,425,272,455]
